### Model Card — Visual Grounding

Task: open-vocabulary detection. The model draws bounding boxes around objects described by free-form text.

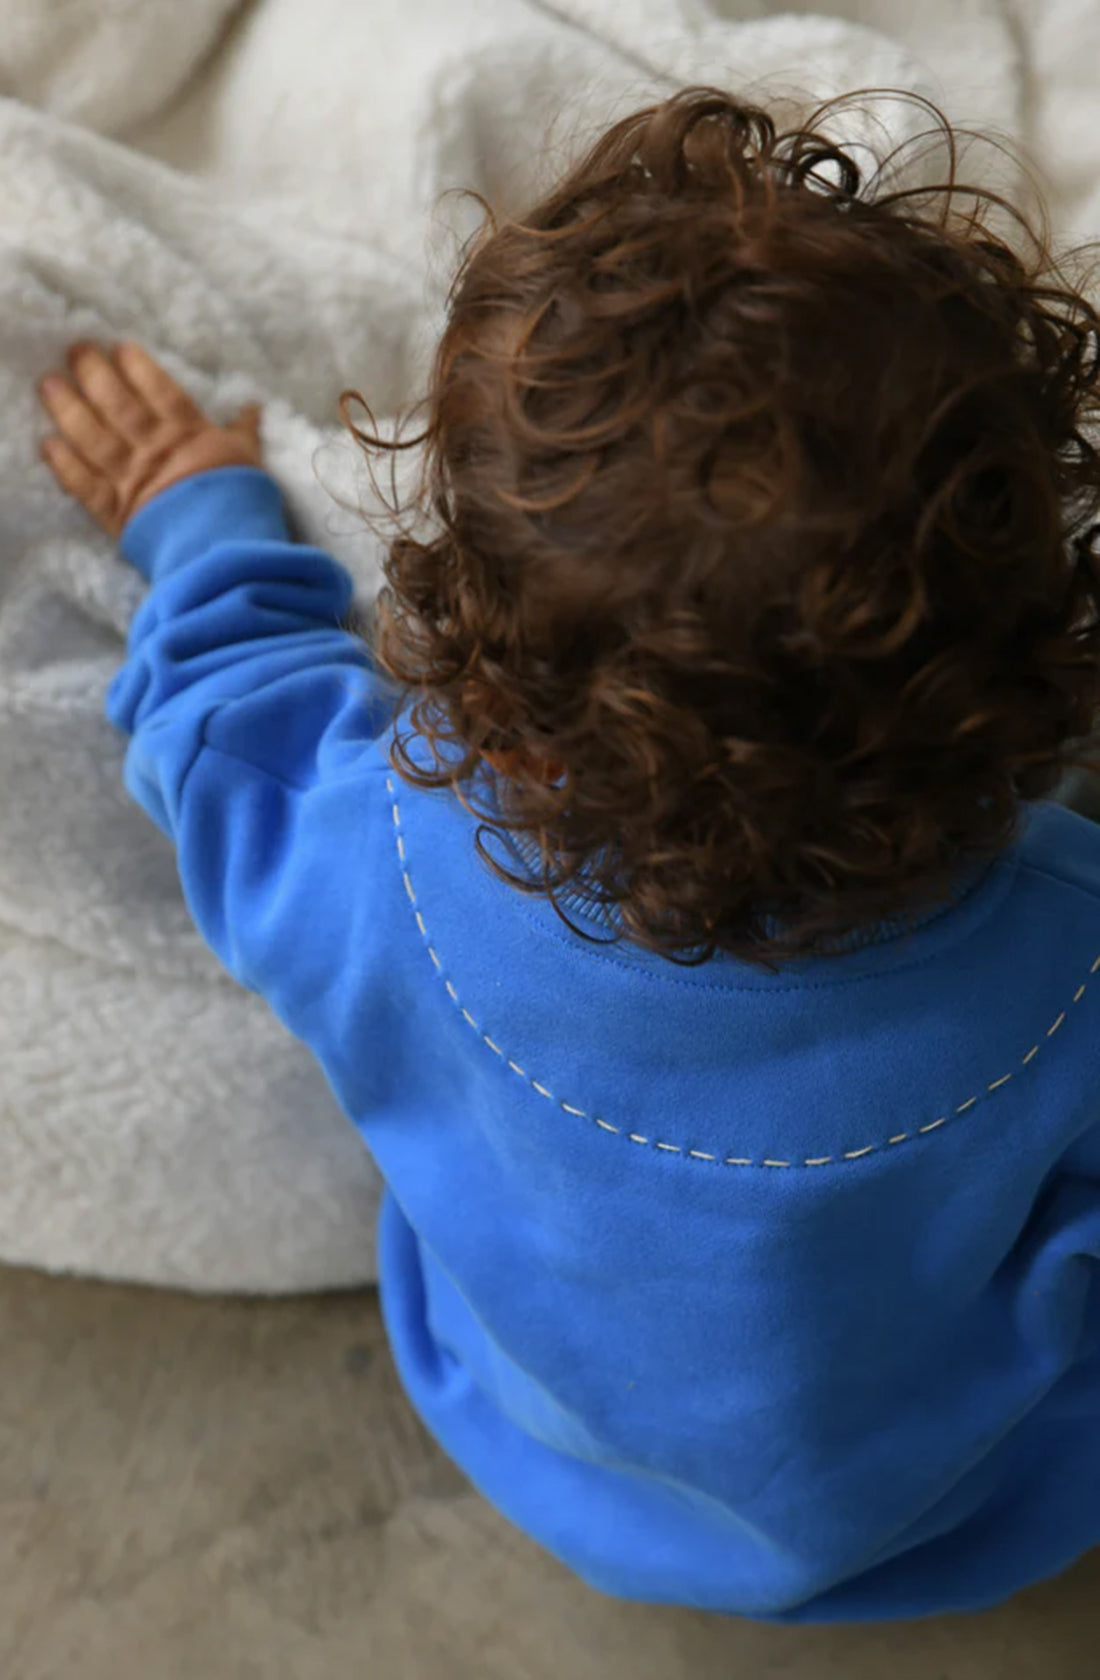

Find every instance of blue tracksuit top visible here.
[108,466,1100,1623]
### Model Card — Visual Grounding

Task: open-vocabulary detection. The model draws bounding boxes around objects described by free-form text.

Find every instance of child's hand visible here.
[38,342,262,538]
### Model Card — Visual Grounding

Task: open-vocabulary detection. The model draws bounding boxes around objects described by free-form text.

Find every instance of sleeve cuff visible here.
[120,467,293,583]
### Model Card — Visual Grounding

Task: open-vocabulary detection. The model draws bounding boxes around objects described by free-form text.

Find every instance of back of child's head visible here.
[359,88,1100,965]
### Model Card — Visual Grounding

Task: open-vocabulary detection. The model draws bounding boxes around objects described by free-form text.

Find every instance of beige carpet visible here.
[2,1265,1097,1679]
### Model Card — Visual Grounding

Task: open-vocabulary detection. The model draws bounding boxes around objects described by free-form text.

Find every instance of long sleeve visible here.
[106,466,400,1041]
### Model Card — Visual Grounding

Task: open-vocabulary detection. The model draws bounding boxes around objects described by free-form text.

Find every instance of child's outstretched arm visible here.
[38,343,401,1052]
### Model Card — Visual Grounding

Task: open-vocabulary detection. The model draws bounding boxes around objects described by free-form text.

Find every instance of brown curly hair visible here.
[346,88,1100,966]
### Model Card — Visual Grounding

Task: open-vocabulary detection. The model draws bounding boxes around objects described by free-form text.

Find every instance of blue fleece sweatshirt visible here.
[107,465,1100,1623]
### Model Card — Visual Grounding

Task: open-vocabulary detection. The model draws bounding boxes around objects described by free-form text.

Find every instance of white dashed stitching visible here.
[386,777,1093,1169]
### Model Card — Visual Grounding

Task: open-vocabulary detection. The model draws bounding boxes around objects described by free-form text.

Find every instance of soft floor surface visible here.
[3,1265,1098,1679]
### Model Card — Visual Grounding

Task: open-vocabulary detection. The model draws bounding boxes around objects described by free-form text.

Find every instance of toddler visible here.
[38,90,1100,1622]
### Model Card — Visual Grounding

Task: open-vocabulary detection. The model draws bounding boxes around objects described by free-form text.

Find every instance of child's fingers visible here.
[114,341,204,427]
[230,402,263,448]
[38,374,127,473]
[235,402,261,435]
[68,343,156,443]
[41,436,119,533]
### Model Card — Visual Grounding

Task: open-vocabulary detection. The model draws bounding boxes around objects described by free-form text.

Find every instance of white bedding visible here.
[0,0,1093,1291]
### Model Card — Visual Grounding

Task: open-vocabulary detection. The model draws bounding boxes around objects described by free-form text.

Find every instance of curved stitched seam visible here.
[387,777,1094,1169]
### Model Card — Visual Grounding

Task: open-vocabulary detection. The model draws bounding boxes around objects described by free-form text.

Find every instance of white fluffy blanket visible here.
[0,0,1095,1292]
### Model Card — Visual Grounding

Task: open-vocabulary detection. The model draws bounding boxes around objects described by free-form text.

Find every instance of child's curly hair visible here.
[349,88,1100,966]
